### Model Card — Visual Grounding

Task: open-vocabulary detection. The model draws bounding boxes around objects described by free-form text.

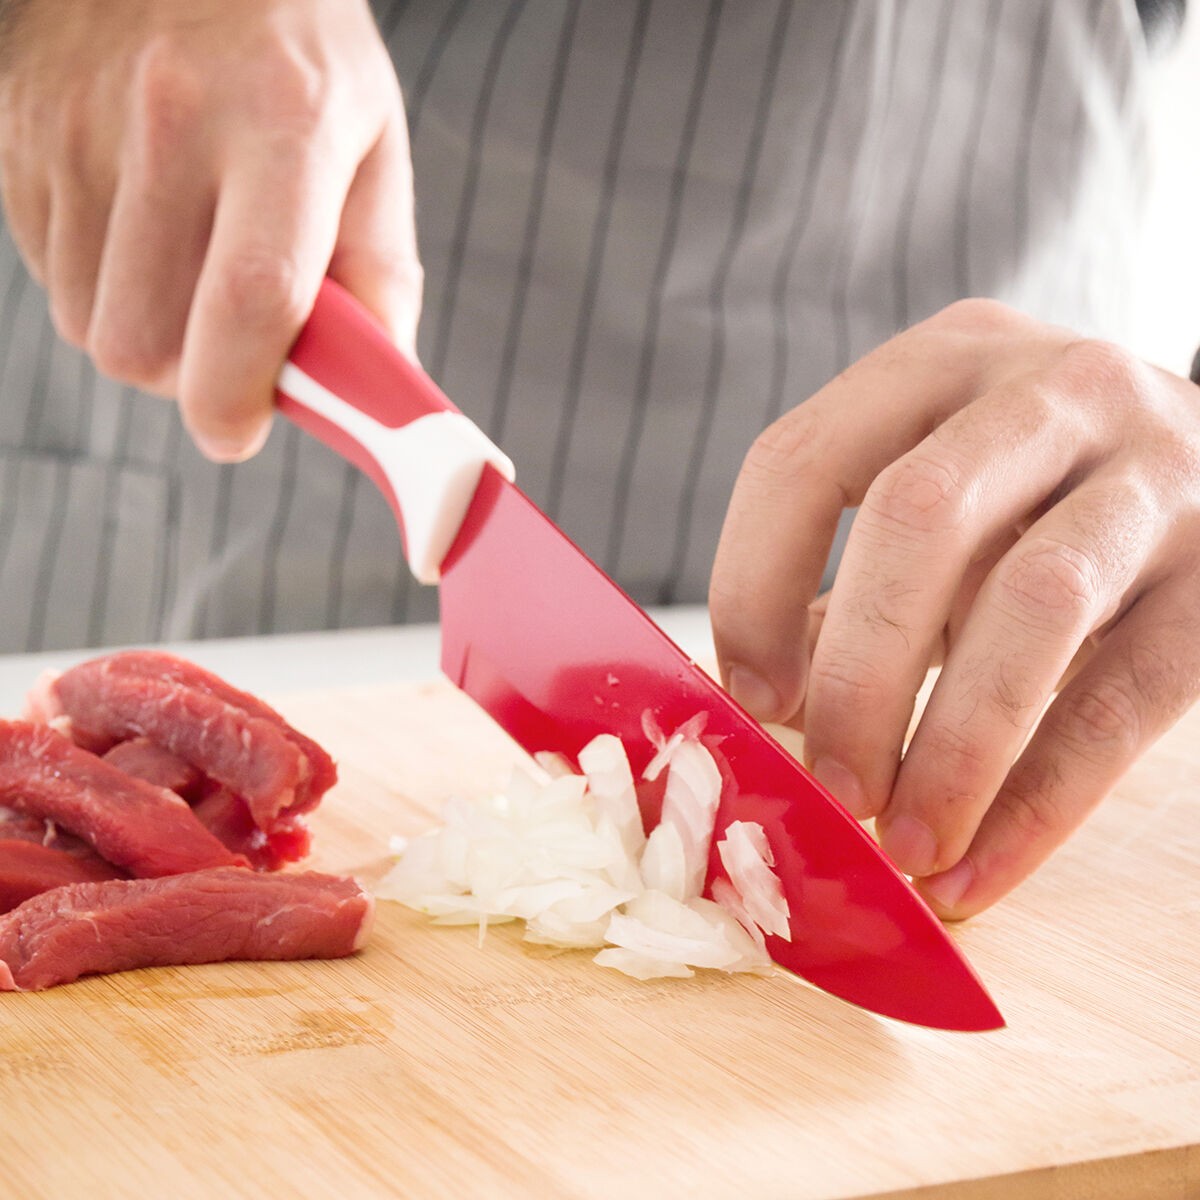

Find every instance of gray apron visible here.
[0,0,1153,652]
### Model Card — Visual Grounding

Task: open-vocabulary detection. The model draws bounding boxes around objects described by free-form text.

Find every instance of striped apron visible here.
[0,0,1161,651]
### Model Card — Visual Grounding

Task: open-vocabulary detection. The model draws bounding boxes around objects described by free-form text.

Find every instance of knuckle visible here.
[87,307,178,388]
[1056,678,1141,760]
[88,327,170,388]
[1054,337,1146,401]
[993,538,1101,631]
[982,657,1042,731]
[808,649,889,712]
[995,773,1064,844]
[338,242,424,296]
[862,453,972,542]
[744,410,820,480]
[741,408,829,492]
[218,248,307,332]
[1006,379,1065,436]
[931,297,1024,339]
[249,44,333,138]
[921,721,992,787]
[1124,636,1193,717]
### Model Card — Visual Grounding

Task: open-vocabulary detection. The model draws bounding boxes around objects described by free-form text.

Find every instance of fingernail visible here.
[727,664,783,723]
[193,424,270,463]
[812,757,868,819]
[880,814,939,877]
[922,857,975,911]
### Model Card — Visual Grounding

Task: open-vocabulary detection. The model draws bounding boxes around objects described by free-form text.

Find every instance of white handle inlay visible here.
[279,363,515,583]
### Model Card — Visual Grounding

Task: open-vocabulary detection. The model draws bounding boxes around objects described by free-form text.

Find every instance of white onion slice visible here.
[639,818,688,901]
[533,750,576,778]
[524,912,611,949]
[641,711,709,782]
[717,821,792,942]
[578,733,645,863]
[594,948,694,980]
[657,739,723,899]
[620,891,770,974]
[376,832,459,904]
[594,813,644,894]
[604,911,742,971]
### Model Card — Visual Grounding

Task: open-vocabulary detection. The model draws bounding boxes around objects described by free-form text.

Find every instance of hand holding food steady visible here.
[710,299,1200,919]
[0,0,421,460]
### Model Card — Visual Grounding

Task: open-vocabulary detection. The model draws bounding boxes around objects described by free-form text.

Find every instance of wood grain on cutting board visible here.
[1,679,1197,1200]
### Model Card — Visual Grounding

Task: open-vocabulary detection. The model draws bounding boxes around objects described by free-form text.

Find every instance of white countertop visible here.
[0,605,716,714]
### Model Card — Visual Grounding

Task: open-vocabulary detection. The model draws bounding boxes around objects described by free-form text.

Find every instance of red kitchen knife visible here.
[277,279,1004,1033]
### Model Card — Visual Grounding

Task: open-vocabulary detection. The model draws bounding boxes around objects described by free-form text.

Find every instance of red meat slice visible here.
[0,805,60,846]
[0,722,245,877]
[99,741,310,868]
[0,841,124,912]
[106,651,339,800]
[102,738,203,800]
[191,787,312,871]
[0,867,374,990]
[0,804,125,911]
[34,652,337,830]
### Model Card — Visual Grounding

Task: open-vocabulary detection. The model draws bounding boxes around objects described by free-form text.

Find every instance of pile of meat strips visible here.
[0,651,372,991]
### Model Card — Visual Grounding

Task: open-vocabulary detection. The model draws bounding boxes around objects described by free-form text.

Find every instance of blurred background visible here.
[1131,5,1200,374]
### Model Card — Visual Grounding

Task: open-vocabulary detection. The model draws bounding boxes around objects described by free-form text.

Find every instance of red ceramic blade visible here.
[281,280,1003,1032]
[440,468,1003,1032]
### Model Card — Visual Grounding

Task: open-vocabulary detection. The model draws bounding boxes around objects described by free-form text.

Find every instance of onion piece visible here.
[578,734,645,863]
[620,891,770,974]
[376,832,460,905]
[594,813,644,894]
[524,912,611,949]
[641,711,709,782]
[655,740,722,900]
[533,750,575,779]
[605,893,744,971]
[639,818,688,901]
[710,875,768,956]
[594,948,693,980]
[717,821,792,942]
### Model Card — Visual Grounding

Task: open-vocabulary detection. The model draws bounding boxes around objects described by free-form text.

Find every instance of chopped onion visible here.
[641,711,709,782]
[533,750,575,779]
[524,913,611,949]
[717,820,792,942]
[593,948,694,980]
[380,716,786,984]
[710,876,768,955]
[655,739,723,900]
[604,912,737,970]
[639,818,688,901]
[578,733,645,864]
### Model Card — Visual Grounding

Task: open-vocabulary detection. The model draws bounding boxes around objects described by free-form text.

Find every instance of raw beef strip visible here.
[0,721,245,877]
[0,840,123,912]
[101,651,338,800]
[0,867,374,990]
[191,787,312,871]
[0,805,124,911]
[0,805,60,846]
[32,652,337,829]
[100,741,310,869]
[102,738,203,800]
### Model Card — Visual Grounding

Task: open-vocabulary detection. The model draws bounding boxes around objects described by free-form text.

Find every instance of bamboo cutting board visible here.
[1,678,1198,1200]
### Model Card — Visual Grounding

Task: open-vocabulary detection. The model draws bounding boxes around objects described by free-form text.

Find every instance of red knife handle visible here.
[275,279,513,583]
